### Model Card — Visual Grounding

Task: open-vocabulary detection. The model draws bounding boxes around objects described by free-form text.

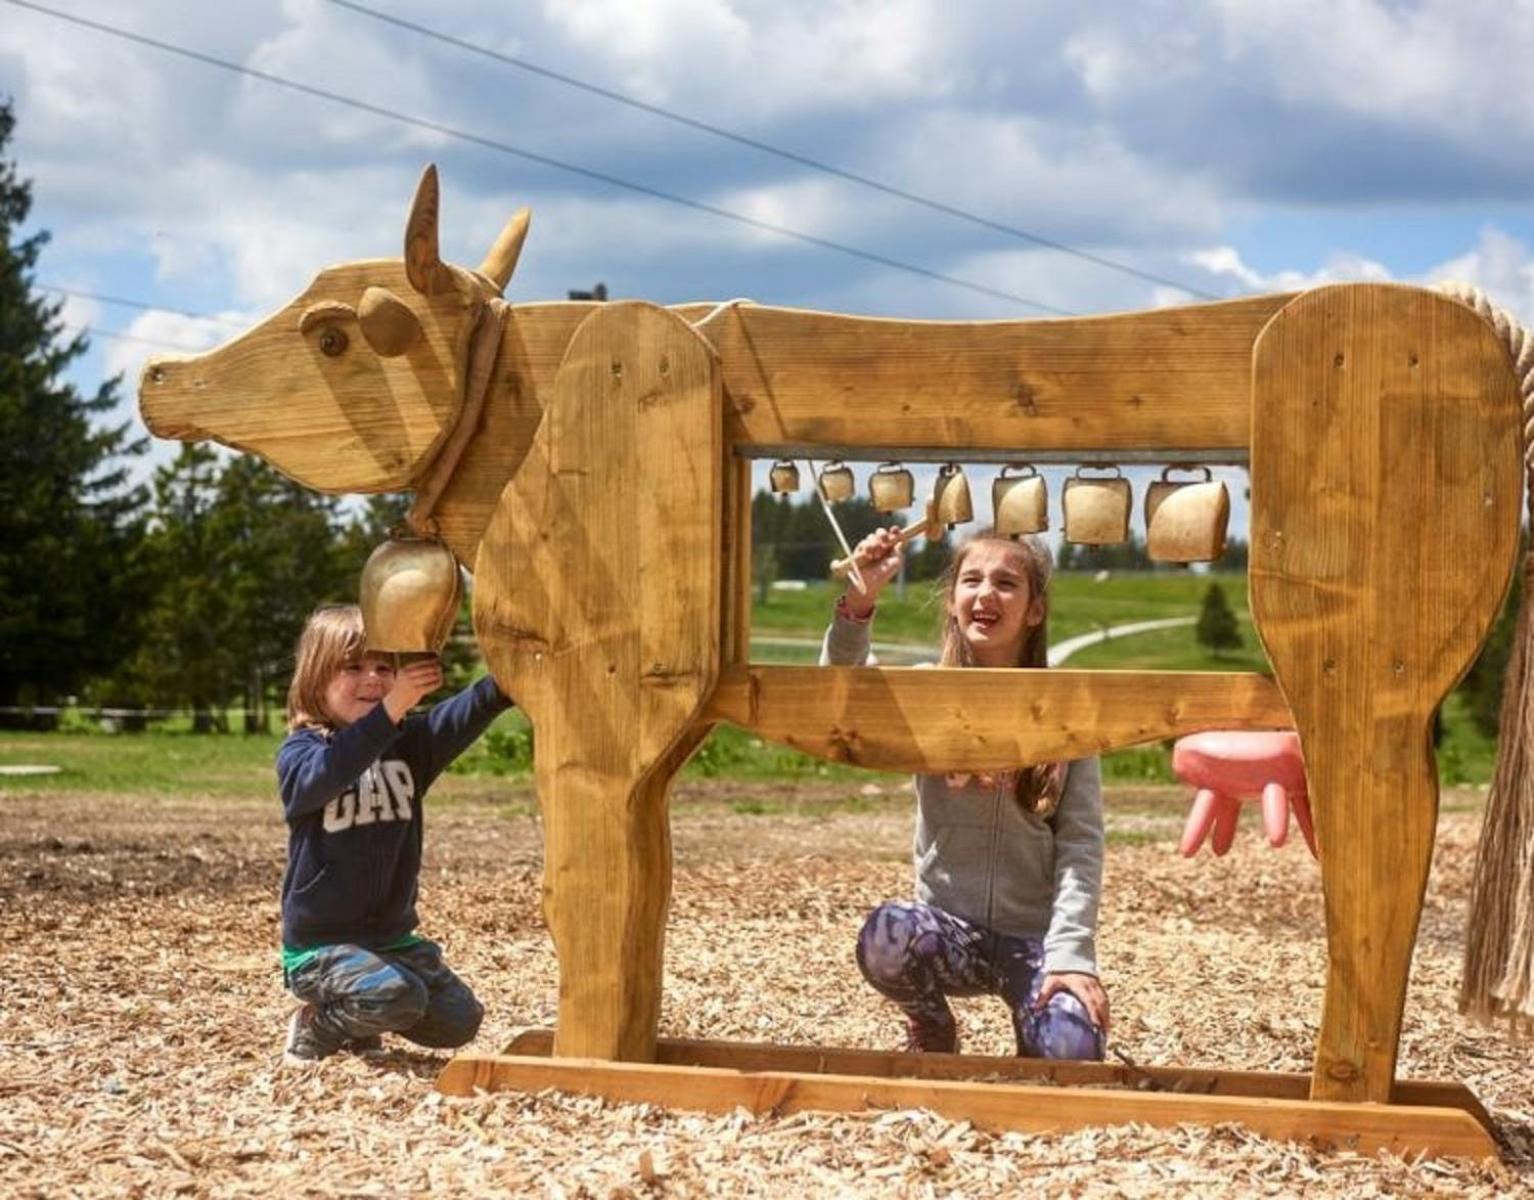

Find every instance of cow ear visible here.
[404,164,453,294]
[358,287,422,357]
[478,207,531,294]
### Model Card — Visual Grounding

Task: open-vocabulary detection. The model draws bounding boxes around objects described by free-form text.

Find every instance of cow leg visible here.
[473,301,723,1061]
[538,726,708,1059]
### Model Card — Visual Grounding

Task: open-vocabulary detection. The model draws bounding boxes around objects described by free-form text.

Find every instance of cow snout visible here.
[138,356,209,440]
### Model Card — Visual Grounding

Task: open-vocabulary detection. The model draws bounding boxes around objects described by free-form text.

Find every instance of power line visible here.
[63,323,210,352]
[41,282,245,327]
[6,0,1074,316]
[327,0,1219,302]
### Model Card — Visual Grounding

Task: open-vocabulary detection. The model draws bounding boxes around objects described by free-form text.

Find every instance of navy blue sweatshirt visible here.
[277,675,512,949]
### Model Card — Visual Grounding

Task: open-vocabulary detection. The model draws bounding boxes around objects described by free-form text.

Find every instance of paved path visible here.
[752,615,1197,666]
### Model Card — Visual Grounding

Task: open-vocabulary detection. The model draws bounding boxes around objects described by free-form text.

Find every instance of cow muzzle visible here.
[138,355,211,441]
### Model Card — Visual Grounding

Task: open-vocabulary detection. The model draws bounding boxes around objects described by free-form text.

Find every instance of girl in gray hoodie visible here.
[822,527,1107,1059]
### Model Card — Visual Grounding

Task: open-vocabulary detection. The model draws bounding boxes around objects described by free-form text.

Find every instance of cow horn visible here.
[357,287,422,357]
[404,164,453,295]
[478,207,532,294]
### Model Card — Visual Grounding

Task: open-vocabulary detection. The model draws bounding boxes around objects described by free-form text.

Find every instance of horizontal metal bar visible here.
[738,444,1250,466]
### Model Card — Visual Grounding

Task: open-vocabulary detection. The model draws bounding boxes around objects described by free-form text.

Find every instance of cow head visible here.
[138,165,530,494]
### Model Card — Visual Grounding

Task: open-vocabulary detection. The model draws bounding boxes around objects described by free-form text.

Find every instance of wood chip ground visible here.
[2,779,1529,1197]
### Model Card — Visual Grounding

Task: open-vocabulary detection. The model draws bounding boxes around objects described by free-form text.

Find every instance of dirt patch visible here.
[1,783,1529,1197]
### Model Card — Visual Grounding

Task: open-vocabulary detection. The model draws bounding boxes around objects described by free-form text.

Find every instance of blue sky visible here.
[5,0,1533,538]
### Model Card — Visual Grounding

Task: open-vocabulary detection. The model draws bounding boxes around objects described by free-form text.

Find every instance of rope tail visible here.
[1439,281,1534,1035]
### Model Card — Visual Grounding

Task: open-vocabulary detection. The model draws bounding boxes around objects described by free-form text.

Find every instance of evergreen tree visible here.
[1195,581,1243,656]
[750,488,905,581]
[109,447,352,730]
[0,101,149,720]
[214,455,350,730]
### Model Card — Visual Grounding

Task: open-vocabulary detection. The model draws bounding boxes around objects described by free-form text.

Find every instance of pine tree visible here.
[0,101,149,719]
[1195,581,1242,656]
[109,447,354,730]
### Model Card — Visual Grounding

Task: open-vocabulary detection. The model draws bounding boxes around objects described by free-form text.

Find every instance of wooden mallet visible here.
[829,500,941,578]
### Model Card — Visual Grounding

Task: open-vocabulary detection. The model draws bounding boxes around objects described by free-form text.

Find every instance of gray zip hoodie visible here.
[822,611,1104,976]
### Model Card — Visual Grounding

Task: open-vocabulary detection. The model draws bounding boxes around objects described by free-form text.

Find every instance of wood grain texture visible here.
[695,294,1294,453]
[497,1030,1495,1126]
[138,260,479,494]
[704,665,1293,772]
[1249,284,1521,1104]
[472,302,722,1060]
[722,453,753,667]
[434,302,597,563]
[435,1053,1497,1158]
[429,296,1295,564]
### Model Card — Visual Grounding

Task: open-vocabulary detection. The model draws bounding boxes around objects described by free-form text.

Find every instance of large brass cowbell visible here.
[1145,466,1229,563]
[992,464,1048,536]
[818,461,855,502]
[359,532,462,662]
[1063,466,1131,545]
[869,462,914,512]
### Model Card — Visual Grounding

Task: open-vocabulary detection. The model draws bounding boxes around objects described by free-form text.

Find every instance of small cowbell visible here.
[818,461,855,502]
[769,460,800,493]
[992,464,1048,537]
[359,532,462,662]
[1145,466,1229,563]
[1063,466,1132,545]
[869,462,914,512]
[934,463,973,529]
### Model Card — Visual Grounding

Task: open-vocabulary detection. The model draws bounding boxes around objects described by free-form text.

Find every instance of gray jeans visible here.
[286,939,483,1052]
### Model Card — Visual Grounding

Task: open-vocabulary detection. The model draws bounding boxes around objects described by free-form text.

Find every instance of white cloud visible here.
[1426,227,1534,329]
[4,0,1534,392]
[1188,245,1394,294]
[100,309,250,382]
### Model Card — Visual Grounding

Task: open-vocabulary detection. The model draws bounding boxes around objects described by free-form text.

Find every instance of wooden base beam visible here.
[439,1034,1497,1159]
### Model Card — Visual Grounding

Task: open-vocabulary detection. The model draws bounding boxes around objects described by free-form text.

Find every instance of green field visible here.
[752,569,1252,650]
[0,570,1498,794]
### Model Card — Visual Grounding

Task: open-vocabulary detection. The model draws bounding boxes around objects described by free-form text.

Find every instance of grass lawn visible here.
[751,569,1249,647]
[1,570,1498,794]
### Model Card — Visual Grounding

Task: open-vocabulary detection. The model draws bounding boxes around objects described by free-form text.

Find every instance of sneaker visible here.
[283,1004,334,1064]
[344,1034,385,1057]
[903,1018,958,1055]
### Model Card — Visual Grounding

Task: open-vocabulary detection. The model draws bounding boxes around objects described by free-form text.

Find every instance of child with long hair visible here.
[822,526,1107,1059]
[277,604,512,1063]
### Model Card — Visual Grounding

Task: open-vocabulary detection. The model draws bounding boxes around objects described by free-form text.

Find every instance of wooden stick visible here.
[829,500,940,578]
[806,458,867,593]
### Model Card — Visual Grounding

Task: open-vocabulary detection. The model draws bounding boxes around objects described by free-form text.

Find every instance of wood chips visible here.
[2,780,1530,1197]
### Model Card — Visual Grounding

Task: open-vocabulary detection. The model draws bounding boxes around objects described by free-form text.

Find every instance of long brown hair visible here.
[937,530,1065,815]
[285,604,367,733]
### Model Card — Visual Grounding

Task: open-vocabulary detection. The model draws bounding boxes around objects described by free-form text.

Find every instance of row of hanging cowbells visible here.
[770,459,1230,564]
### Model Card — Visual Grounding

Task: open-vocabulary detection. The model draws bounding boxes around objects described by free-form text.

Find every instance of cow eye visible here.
[319,327,348,357]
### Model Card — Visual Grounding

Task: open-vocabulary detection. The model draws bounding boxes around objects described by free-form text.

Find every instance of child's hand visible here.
[1036,971,1110,1033]
[382,659,444,723]
[841,526,905,617]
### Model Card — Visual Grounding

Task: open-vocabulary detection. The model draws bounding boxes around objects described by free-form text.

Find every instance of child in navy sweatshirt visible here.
[277,604,512,1063]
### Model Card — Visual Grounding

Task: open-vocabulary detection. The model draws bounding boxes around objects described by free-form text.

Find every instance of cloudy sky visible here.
[5,0,1534,531]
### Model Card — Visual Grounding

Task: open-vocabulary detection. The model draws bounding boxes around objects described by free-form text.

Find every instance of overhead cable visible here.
[6,0,1074,315]
[41,283,246,327]
[328,0,1218,301]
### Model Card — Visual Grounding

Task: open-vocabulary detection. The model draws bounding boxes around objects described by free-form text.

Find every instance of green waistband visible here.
[281,932,425,973]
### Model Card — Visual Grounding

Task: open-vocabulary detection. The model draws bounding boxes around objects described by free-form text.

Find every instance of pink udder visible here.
[1171,731,1316,859]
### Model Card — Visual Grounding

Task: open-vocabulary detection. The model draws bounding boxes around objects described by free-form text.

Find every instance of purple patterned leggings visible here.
[856,900,1105,1060]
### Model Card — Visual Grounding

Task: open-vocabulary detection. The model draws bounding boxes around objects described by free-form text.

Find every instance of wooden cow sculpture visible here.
[140,166,1521,1157]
